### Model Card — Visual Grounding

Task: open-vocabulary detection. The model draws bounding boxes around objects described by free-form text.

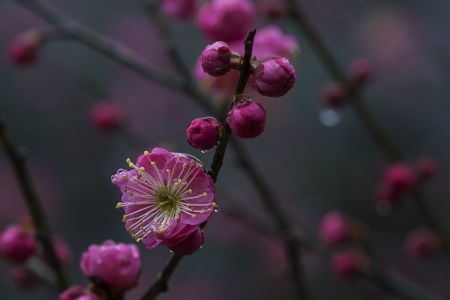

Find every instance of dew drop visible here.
[319,109,342,127]
[169,250,173,253]
[200,150,208,154]
[213,207,220,213]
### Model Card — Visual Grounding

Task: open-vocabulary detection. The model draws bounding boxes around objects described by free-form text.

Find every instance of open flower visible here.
[112,148,216,255]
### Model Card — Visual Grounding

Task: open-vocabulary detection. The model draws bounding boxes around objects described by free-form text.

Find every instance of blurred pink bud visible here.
[59,286,101,300]
[90,102,122,132]
[254,57,296,97]
[383,163,416,192]
[196,0,255,43]
[168,227,204,255]
[161,0,197,20]
[80,240,141,290]
[258,1,285,18]
[187,117,221,150]
[228,99,266,139]
[252,25,298,58]
[8,32,41,67]
[405,229,441,259]
[348,58,373,87]
[0,225,37,263]
[415,157,438,181]
[331,250,365,280]
[10,266,37,289]
[319,211,351,246]
[321,83,347,107]
[201,41,232,76]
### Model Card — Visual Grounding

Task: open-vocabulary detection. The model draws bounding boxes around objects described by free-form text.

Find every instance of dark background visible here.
[1,0,450,299]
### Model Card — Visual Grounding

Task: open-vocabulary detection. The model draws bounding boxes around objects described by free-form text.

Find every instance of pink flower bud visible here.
[320,83,347,107]
[383,163,415,192]
[161,0,197,20]
[187,117,221,150]
[168,228,204,255]
[254,57,296,97]
[415,157,438,181]
[80,240,141,290]
[228,99,266,139]
[201,42,232,76]
[319,212,352,246]
[0,225,37,263]
[331,250,365,280]
[405,229,441,259]
[8,32,41,67]
[59,286,101,300]
[348,58,372,87]
[90,102,122,132]
[196,0,255,43]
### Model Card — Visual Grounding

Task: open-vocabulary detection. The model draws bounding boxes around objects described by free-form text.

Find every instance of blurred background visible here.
[1,0,450,299]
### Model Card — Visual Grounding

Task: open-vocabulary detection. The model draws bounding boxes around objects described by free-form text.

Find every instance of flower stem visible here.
[0,120,69,291]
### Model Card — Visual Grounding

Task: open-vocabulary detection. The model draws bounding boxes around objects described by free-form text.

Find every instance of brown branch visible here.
[0,120,69,291]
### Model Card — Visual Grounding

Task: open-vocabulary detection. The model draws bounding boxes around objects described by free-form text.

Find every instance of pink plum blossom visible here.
[80,240,141,290]
[112,148,216,255]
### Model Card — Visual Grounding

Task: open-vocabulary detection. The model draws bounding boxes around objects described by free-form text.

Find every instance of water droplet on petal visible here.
[319,109,342,127]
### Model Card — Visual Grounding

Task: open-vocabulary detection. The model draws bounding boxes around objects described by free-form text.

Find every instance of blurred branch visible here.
[0,120,69,291]
[142,29,258,300]
[285,0,450,254]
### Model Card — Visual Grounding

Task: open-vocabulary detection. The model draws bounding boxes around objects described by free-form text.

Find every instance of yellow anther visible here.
[131,234,136,239]
[192,214,197,218]
[140,167,145,171]
[116,202,122,209]
[122,216,127,222]
[200,209,205,213]
[144,150,149,156]
[151,161,156,166]
[126,158,131,164]
[203,192,208,196]
[188,189,192,193]
[182,163,187,168]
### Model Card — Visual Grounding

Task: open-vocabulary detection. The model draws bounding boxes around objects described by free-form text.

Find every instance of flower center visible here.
[156,187,180,214]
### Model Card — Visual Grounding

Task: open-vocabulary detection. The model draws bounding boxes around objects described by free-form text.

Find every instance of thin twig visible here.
[141,29,257,300]
[285,0,450,253]
[0,120,69,291]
